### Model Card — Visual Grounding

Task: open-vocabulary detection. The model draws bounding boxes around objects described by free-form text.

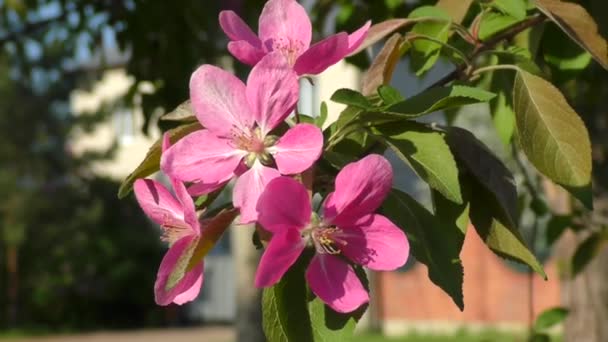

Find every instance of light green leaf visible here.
[117,122,202,198]
[374,122,462,204]
[535,0,608,69]
[317,102,328,128]
[377,85,404,106]
[492,0,527,20]
[436,0,474,25]
[383,189,465,310]
[534,307,569,331]
[446,127,518,223]
[409,6,451,75]
[479,12,521,41]
[160,100,196,122]
[512,69,592,208]
[469,178,546,278]
[330,88,372,109]
[490,78,516,145]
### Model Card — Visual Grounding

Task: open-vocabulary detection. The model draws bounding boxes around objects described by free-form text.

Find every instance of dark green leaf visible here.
[330,88,372,109]
[535,0,608,69]
[383,189,465,310]
[528,333,551,342]
[409,6,452,75]
[545,215,572,245]
[534,307,569,331]
[374,122,462,204]
[377,85,405,106]
[117,122,202,198]
[571,232,605,277]
[446,127,517,223]
[513,69,592,209]
[542,25,592,72]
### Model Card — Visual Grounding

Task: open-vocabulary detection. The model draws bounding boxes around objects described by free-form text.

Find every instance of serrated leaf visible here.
[374,122,462,204]
[362,33,405,96]
[349,18,411,56]
[409,6,452,75]
[492,0,527,20]
[160,100,196,122]
[383,189,465,310]
[446,127,517,223]
[512,69,592,208]
[117,122,202,198]
[469,178,546,278]
[535,0,608,70]
[571,232,605,277]
[479,12,521,41]
[384,85,496,118]
[330,88,372,109]
[534,307,569,331]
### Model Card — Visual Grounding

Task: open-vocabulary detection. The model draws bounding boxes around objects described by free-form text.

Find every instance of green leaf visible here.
[492,0,527,20]
[446,127,517,223]
[512,69,592,208]
[330,88,372,109]
[374,122,462,204]
[307,288,362,342]
[117,122,202,198]
[468,178,546,278]
[262,255,314,342]
[383,189,465,310]
[535,0,608,70]
[479,12,521,41]
[436,0,474,25]
[545,215,572,245]
[408,6,452,75]
[490,75,516,145]
[571,232,606,277]
[542,25,592,72]
[362,34,405,96]
[160,100,196,122]
[528,333,551,342]
[377,85,404,106]
[382,85,495,118]
[317,102,328,128]
[534,307,569,331]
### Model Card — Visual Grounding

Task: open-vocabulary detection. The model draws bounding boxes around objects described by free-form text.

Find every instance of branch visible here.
[427,14,547,89]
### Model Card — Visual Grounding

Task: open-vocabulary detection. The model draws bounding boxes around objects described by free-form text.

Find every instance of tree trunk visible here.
[231,225,265,342]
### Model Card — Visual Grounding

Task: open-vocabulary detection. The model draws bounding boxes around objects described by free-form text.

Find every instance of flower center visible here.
[160,218,191,245]
[308,226,348,255]
[271,37,304,66]
[232,127,278,167]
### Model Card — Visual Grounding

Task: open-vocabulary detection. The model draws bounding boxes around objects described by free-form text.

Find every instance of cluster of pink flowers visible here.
[133,0,409,313]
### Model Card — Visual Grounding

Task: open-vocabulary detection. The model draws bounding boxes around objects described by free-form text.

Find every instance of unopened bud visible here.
[264,135,279,147]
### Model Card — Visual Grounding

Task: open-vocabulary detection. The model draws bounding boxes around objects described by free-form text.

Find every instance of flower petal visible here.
[339,214,409,271]
[190,65,255,137]
[257,176,311,233]
[246,52,299,134]
[134,179,184,227]
[258,0,311,49]
[219,10,261,47]
[293,33,349,75]
[161,129,245,185]
[227,41,266,66]
[187,180,228,197]
[255,228,305,287]
[271,123,323,175]
[305,254,369,313]
[323,154,393,225]
[172,263,203,305]
[154,235,202,306]
[347,21,372,54]
[233,161,281,224]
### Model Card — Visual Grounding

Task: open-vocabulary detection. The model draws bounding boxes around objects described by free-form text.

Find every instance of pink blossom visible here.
[134,134,203,306]
[161,52,323,224]
[255,154,409,313]
[219,0,371,75]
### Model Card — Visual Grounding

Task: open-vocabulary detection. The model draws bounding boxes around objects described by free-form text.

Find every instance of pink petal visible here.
[257,176,311,233]
[323,154,393,226]
[338,214,408,271]
[187,180,228,197]
[271,123,323,175]
[233,161,281,224]
[172,264,203,305]
[189,65,255,137]
[154,235,202,306]
[246,52,299,134]
[305,254,369,313]
[227,41,266,66]
[219,10,261,47]
[347,21,372,54]
[255,228,306,287]
[161,129,245,185]
[293,33,349,75]
[134,179,184,227]
[258,0,312,49]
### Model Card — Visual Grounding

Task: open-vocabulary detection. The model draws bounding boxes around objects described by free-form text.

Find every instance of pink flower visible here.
[255,154,409,313]
[161,52,323,224]
[134,134,203,306]
[219,0,371,75]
